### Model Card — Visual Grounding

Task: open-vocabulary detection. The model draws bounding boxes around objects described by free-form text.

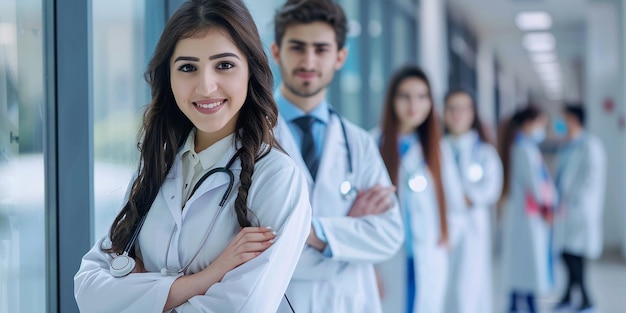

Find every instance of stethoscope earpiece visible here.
[110,252,136,278]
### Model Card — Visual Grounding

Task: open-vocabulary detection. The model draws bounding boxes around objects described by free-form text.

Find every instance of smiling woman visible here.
[74,0,311,312]
[170,29,249,151]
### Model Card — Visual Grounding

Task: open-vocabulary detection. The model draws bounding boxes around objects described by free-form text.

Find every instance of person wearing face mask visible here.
[553,104,606,313]
[497,105,557,313]
[443,89,503,313]
[374,65,467,313]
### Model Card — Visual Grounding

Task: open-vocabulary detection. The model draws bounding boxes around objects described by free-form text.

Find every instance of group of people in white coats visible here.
[72,0,606,312]
[497,104,606,313]
[373,66,503,313]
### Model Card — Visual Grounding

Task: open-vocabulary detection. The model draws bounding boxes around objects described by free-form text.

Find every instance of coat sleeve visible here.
[516,144,556,206]
[562,139,606,213]
[75,175,183,313]
[311,135,404,264]
[176,162,312,313]
[74,238,180,313]
[465,144,504,208]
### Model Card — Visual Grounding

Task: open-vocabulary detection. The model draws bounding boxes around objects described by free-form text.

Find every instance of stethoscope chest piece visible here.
[467,163,484,183]
[110,252,136,278]
[339,180,358,200]
[408,174,427,193]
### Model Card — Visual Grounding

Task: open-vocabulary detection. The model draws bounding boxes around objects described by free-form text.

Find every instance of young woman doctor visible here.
[74,1,311,312]
[498,106,557,313]
[375,65,466,313]
[443,90,503,313]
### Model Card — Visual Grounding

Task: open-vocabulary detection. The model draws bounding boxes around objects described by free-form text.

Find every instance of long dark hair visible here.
[379,64,448,241]
[105,0,278,255]
[443,89,491,143]
[497,105,543,204]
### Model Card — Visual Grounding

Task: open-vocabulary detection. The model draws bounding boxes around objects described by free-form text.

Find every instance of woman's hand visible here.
[164,226,277,311]
[207,226,277,280]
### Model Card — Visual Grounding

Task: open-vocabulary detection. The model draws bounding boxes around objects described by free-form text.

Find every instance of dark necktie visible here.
[293,115,319,180]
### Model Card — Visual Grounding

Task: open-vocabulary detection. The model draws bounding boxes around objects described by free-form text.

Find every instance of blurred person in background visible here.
[270,0,404,312]
[74,1,312,312]
[375,65,466,313]
[498,105,558,313]
[443,89,503,313]
[553,104,606,313]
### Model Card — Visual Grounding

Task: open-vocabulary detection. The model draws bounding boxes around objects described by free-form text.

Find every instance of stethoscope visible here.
[463,139,485,184]
[327,107,358,200]
[401,138,485,193]
[109,152,238,278]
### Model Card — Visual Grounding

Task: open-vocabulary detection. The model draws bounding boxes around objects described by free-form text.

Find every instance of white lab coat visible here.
[501,136,557,295]
[555,132,606,259]
[375,135,467,313]
[444,131,503,313]
[74,144,312,313]
[275,115,404,313]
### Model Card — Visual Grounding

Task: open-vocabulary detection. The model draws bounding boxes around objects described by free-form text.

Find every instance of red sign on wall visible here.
[603,97,615,113]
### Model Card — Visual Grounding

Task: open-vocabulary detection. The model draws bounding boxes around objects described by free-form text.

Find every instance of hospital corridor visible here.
[1,0,626,312]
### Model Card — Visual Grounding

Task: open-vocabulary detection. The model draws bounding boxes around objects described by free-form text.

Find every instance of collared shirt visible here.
[180,129,235,207]
[275,89,332,254]
[275,89,330,161]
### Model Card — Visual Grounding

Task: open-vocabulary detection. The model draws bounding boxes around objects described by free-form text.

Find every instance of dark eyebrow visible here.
[209,52,240,60]
[287,39,331,48]
[173,52,240,63]
[173,56,199,63]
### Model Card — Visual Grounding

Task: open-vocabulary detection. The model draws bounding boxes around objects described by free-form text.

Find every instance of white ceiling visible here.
[446,0,587,102]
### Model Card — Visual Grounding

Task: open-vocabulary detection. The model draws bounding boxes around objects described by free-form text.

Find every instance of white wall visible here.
[420,0,448,111]
[477,39,496,134]
[585,0,626,256]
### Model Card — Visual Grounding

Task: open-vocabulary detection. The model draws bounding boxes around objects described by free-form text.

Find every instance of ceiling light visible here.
[523,32,556,52]
[516,11,553,31]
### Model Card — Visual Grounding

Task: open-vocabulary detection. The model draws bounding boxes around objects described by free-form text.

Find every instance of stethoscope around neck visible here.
[399,136,485,193]
[460,139,485,184]
[109,151,239,278]
[327,107,358,200]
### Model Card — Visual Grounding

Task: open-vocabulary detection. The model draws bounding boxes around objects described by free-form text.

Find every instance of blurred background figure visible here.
[498,106,557,313]
[443,89,503,313]
[375,64,466,313]
[553,104,607,313]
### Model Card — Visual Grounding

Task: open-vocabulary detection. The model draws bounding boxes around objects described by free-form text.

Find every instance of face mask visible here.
[530,128,547,143]
[553,118,568,137]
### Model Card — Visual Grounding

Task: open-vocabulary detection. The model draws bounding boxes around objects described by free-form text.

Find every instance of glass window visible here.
[0,0,46,311]
[92,0,148,242]
[367,0,384,129]
[243,0,284,89]
[338,0,363,124]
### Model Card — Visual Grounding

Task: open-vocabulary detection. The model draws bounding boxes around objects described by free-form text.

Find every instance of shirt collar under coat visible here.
[275,89,330,124]
[446,129,479,151]
[162,131,246,224]
[180,129,236,171]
